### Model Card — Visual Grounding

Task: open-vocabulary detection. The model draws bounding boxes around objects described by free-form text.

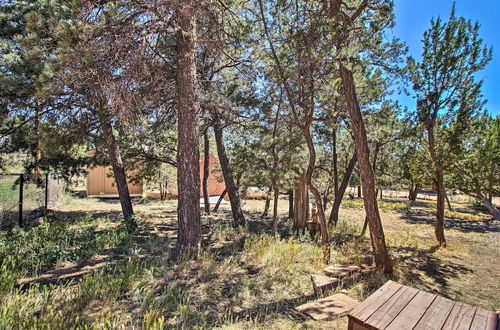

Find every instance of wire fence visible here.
[0,173,65,229]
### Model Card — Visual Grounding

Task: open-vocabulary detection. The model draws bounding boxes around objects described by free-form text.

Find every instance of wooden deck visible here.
[348,281,499,330]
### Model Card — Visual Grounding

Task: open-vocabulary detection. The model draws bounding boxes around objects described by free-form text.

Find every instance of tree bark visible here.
[101,122,137,233]
[272,187,280,238]
[175,3,201,257]
[303,128,330,264]
[482,197,500,220]
[332,128,339,198]
[293,169,309,235]
[213,189,227,213]
[445,191,453,211]
[408,182,421,201]
[288,189,294,219]
[339,63,392,273]
[213,117,245,227]
[329,153,357,226]
[34,102,41,178]
[262,186,272,217]
[202,131,210,215]
[427,124,447,246]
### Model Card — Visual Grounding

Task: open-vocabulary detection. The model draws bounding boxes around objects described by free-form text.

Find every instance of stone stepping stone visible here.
[324,265,361,278]
[311,274,339,294]
[296,293,360,321]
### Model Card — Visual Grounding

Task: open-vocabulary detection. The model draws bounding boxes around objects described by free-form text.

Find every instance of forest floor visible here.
[0,194,498,329]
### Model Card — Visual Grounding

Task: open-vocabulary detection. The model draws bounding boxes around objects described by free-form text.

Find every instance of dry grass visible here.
[0,194,498,328]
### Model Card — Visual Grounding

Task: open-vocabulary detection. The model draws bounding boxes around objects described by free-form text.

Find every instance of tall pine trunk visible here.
[329,153,357,226]
[213,117,245,227]
[427,125,446,246]
[175,3,201,256]
[101,122,136,233]
[202,131,210,215]
[339,63,392,273]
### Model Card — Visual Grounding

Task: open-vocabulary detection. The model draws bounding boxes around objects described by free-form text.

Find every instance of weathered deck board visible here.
[365,285,419,329]
[413,295,456,330]
[442,302,476,330]
[349,280,498,330]
[385,290,436,330]
[470,308,497,330]
[348,281,402,322]
[295,293,359,321]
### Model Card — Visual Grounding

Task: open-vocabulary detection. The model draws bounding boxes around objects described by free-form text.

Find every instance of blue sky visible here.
[392,0,499,116]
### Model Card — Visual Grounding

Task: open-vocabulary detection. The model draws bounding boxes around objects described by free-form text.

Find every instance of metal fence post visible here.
[18,174,24,227]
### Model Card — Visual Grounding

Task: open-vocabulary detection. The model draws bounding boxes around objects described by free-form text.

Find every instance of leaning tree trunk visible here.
[293,169,309,235]
[213,189,227,213]
[202,131,210,215]
[102,122,137,234]
[213,117,245,227]
[329,153,357,226]
[340,63,392,273]
[427,124,447,246]
[482,196,500,220]
[175,3,201,257]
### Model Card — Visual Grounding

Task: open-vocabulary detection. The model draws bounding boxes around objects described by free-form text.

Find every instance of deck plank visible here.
[442,302,476,330]
[470,308,496,330]
[414,295,456,330]
[348,281,402,322]
[365,285,419,329]
[385,290,436,330]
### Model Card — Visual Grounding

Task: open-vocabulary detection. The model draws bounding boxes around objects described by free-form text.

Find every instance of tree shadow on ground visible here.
[400,210,500,234]
[393,244,473,297]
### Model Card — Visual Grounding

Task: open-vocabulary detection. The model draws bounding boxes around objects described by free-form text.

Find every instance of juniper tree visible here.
[410,6,492,245]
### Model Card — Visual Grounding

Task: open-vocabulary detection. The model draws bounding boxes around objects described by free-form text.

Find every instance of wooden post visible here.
[18,174,24,227]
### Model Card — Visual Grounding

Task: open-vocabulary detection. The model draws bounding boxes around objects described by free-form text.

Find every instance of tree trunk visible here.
[288,189,294,219]
[34,102,41,178]
[445,191,453,211]
[213,189,227,213]
[427,124,447,246]
[303,128,330,264]
[213,117,245,227]
[202,131,210,215]
[358,216,368,238]
[357,185,362,198]
[339,63,392,273]
[262,186,272,217]
[293,169,309,235]
[332,128,339,198]
[329,153,357,226]
[175,3,201,257]
[272,187,279,238]
[408,183,421,201]
[101,122,137,234]
[482,197,500,220]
